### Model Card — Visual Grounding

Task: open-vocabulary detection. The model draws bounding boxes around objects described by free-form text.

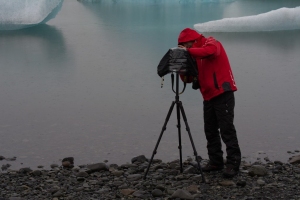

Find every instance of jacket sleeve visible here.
[187,37,220,58]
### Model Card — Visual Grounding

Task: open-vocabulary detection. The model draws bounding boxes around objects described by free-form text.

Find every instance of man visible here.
[178,28,241,178]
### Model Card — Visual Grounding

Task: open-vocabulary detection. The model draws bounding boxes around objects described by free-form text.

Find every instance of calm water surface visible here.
[1,0,300,169]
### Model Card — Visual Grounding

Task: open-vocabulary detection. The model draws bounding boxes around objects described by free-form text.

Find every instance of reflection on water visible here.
[0,0,300,169]
[0,25,67,63]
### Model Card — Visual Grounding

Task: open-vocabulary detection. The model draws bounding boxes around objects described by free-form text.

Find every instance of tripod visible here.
[144,71,205,182]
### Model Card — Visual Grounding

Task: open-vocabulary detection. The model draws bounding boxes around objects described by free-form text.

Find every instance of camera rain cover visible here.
[157,47,197,77]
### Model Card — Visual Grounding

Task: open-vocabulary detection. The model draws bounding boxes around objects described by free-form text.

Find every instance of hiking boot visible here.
[201,162,224,172]
[223,164,239,178]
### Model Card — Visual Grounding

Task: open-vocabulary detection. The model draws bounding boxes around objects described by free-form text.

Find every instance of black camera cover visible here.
[157,47,198,77]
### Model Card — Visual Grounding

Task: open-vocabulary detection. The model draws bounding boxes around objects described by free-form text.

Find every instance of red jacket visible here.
[178,28,237,101]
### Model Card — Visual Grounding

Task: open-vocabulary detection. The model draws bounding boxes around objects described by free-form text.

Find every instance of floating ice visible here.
[78,0,235,4]
[194,7,300,32]
[0,0,64,30]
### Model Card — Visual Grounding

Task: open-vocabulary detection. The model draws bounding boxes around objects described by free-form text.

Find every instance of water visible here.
[0,0,300,169]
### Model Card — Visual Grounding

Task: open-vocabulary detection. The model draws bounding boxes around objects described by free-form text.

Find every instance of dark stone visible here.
[171,189,194,200]
[62,157,74,164]
[62,161,74,168]
[1,163,11,170]
[5,157,16,161]
[237,180,247,187]
[19,167,32,174]
[31,170,42,176]
[183,166,198,174]
[86,163,108,173]
[109,164,119,168]
[0,155,5,160]
[77,171,89,177]
[289,155,300,164]
[131,155,147,163]
[274,160,283,165]
[248,165,267,176]
[152,189,163,197]
[50,164,59,168]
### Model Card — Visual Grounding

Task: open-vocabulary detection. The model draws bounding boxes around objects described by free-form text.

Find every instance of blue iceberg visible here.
[0,0,64,30]
[194,6,300,32]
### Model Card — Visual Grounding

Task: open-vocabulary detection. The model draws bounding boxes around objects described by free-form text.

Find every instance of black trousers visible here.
[203,91,241,168]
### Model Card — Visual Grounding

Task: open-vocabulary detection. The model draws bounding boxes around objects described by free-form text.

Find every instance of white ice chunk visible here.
[78,0,235,4]
[0,0,64,30]
[194,7,300,32]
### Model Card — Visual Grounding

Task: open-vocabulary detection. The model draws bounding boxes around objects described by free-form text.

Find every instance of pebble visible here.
[0,155,300,199]
[171,189,194,200]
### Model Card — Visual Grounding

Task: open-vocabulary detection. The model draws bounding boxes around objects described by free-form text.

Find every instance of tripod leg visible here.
[176,101,183,173]
[179,101,206,183]
[143,101,176,180]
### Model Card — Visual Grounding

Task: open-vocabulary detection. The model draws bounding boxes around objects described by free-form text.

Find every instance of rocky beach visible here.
[1,154,300,200]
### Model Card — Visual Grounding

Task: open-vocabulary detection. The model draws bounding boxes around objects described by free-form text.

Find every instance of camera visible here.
[157,47,198,77]
[157,47,199,90]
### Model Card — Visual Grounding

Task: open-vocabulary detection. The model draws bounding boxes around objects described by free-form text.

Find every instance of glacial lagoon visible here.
[0,0,300,169]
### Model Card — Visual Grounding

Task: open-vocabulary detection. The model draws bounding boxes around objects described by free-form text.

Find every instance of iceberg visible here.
[194,6,300,32]
[78,0,235,4]
[0,0,64,30]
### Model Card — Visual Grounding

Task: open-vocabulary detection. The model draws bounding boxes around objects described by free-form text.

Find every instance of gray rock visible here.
[274,160,283,165]
[190,175,203,181]
[77,171,89,177]
[289,155,300,164]
[131,155,147,163]
[156,184,165,191]
[1,163,11,170]
[132,190,146,198]
[219,180,235,186]
[186,185,198,194]
[152,189,163,197]
[257,178,266,186]
[31,170,42,176]
[82,183,89,188]
[127,174,142,181]
[53,190,64,197]
[113,181,123,186]
[62,157,74,164]
[236,180,247,187]
[120,189,135,196]
[50,164,59,169]
[111,170,124,176]
[62,161,73,168]
[171,189,194,200]
[183,166,197,174]
[120,163,138,169]
[86,163,108,173]
[5,157,16,161]
[19,167,32,174]
[248,165,268,176]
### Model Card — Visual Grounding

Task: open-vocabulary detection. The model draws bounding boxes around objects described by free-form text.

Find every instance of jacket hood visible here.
[178,28,202,44]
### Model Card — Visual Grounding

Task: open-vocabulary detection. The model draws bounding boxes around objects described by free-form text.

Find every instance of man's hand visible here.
[178,45,187,50]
